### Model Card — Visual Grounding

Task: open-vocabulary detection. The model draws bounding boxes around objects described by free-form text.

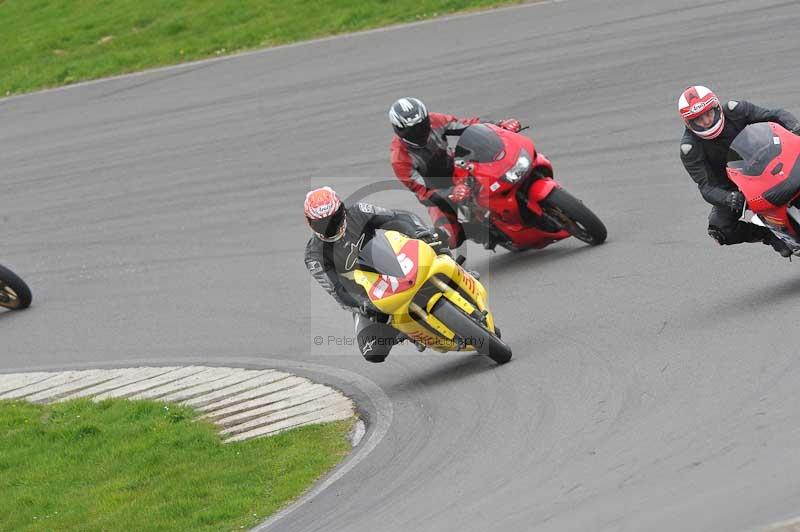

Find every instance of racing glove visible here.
[448,183,472,203]
[497,118,522,133]
[414,228,437,242]
[414,228,447,254]
[726,191,746,215]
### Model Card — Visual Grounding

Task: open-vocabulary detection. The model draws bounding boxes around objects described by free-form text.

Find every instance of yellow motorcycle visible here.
[353,230,511,364]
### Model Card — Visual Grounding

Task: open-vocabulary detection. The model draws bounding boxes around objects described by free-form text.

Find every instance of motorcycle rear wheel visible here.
[542,187,607,245]
[431,299,511,364]
[0,264,32,310]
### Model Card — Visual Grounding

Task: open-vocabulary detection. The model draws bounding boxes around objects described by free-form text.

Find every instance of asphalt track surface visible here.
[2,0,800,530]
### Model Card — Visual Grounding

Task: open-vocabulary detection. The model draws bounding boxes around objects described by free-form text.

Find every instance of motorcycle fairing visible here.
[727,122,800,248]
[452,124,573,249]
[763,154,800,207]
[355,232,429,313]
[353,231,494,352]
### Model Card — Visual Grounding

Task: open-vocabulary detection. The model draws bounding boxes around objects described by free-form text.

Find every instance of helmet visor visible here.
[308,204,346,241]
[689,106,722,134]
[399,116,431,146]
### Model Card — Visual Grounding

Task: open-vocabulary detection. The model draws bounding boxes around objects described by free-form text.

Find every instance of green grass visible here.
[0,0,526,96]
[0,398,354,531]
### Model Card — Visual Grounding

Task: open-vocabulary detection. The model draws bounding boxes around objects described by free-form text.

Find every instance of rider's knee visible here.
[708,225,730,245]
[355,316,396,362]
[358,339,392,362]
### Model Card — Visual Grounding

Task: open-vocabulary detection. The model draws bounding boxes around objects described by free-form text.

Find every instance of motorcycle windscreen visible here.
[358,231,407,278]
[454,124,505,162]
[727,122,782,176]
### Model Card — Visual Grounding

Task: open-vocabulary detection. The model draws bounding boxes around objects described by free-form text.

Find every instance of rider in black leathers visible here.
[303,186,443,362]
[678,85,800,256]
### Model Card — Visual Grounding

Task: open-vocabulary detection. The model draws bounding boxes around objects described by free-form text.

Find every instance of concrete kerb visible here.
[758,515,800,532]
[0,356,393,530]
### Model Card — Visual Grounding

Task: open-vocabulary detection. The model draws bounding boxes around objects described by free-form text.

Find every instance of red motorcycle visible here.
[726,122,800,255]
[451,124,606,251]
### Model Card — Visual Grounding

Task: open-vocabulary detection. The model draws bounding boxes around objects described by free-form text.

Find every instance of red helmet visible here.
[304,186,346,242]
[678,85,725,139]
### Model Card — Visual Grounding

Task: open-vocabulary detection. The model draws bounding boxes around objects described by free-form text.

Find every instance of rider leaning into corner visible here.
[388,97,522,249]
[303,186,449,363]
[678,85,800,257]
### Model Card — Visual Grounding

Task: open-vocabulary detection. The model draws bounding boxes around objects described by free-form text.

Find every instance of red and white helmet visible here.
[304,186,346,242]
[678,85,725,139]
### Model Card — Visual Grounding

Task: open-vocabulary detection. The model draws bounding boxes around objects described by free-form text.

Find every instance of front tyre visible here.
[0,264,32,310]
[431,299,511,364]
[542,188,607,245]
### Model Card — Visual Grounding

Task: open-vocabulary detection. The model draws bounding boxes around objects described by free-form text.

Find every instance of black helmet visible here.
[389,97,431,147]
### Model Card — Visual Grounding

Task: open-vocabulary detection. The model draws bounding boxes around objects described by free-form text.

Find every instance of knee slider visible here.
[708,225,728,245]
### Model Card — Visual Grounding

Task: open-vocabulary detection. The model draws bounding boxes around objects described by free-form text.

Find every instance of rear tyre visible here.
[431,299,511,364]
[0,264,32,310]
[542,187,607,245]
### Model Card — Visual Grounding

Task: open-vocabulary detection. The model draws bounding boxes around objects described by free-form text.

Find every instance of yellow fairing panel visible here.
[352,231,496,352]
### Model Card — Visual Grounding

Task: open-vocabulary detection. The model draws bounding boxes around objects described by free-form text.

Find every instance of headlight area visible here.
[503,150,531,183]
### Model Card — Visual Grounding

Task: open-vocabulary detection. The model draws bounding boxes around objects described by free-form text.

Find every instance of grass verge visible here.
[0,398,354,531]
[0,0,527,96]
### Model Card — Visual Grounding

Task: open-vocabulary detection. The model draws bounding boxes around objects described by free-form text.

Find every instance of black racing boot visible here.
[482,232,499,251]
[454,254,481,279]
[764,234,793,257]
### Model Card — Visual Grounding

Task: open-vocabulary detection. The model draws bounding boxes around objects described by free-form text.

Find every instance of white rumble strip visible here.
[0,366,355,443]
[764,516,800,532]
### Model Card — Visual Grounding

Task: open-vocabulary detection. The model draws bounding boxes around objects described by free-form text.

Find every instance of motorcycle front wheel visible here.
[541,187,607,245]
[431,299,511,364]
[0,264,32,310]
